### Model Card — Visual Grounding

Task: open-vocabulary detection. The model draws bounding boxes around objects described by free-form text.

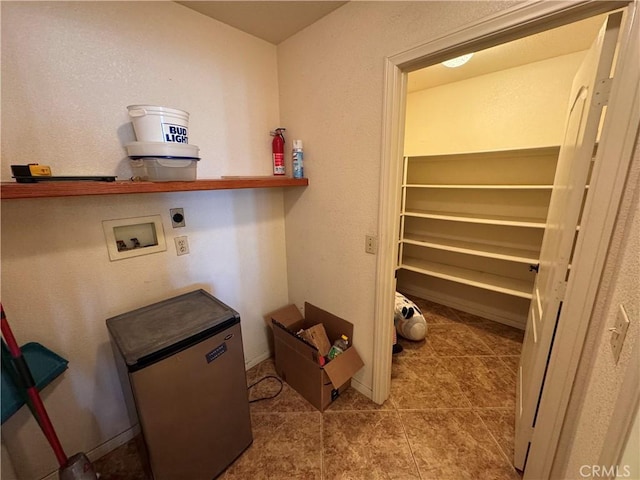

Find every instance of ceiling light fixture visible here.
[442,53,474,68]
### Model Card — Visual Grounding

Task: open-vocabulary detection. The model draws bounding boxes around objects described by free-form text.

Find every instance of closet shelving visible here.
[401,232,540,265]
[397,146,560,317]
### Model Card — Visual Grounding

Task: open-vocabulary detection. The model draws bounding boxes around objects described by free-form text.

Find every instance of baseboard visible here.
[42,468,58,479]
[88,425,140,462]
[400,284,526,330]
[245,349,272,370]
[41,425,141,480]
[350,376,373,401]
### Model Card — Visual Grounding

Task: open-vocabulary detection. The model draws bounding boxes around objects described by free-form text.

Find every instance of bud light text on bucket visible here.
[162,123,188,143]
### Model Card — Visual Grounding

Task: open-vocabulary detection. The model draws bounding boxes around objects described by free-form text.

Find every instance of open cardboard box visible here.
[266,302,364,411]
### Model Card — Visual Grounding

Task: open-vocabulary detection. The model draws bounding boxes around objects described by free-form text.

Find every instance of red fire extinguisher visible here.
[271,128,286,176]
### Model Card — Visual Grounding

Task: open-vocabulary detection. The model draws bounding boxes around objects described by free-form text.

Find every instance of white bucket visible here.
[127,105,189,144]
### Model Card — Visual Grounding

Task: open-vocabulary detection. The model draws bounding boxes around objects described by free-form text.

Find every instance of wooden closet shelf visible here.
[404,184,554,190]
[406,146,561,162]
[402,209,547,228]
[401,233,540,264]
[0,177,309,200]
[399,258,534,299]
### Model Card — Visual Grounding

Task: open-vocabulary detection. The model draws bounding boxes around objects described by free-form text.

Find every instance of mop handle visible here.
[0,305,69,467]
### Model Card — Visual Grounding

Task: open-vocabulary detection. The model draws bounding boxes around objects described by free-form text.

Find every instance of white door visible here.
[514,12,622,471]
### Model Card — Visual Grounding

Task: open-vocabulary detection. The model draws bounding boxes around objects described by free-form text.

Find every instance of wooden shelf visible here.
[405,184,553,190]
[404,147,560,186]
[402,209,547,228]
[399,258,534,299]
[406,145,561,162]
[0,177,308,200]
[401,233,539,264]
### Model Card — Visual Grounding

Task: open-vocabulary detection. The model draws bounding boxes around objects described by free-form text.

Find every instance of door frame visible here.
[372,0,640,478]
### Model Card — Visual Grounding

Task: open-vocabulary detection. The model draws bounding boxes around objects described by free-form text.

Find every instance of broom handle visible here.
[1,306,69,467]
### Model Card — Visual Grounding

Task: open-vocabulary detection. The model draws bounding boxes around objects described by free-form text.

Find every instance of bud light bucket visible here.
[127,105,190,144]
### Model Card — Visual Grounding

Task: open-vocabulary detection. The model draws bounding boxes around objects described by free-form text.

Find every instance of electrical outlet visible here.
[170,208,185,228]
[175,236,189,256]
[365,235,378,255]
[610,304,630,364]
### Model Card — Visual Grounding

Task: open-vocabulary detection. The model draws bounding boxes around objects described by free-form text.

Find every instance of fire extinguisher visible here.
[271,128,286,176]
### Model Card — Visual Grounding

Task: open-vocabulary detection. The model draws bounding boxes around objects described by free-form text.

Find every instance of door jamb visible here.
[373,1,640,477]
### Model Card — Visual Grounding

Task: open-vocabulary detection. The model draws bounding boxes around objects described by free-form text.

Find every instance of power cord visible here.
[247,375,284,403]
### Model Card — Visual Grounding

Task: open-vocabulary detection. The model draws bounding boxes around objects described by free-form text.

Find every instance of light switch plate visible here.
[611,304,630,364]
[365,235,378,255]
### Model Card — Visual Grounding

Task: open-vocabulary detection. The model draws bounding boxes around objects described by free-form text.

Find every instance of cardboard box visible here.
[300,323,331,357]
[267,302,364,411]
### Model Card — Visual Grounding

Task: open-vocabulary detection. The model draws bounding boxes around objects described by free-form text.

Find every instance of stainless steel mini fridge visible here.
[106,290,252,480]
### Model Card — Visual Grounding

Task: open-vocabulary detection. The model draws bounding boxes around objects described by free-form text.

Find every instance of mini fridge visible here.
[106,290,252,480]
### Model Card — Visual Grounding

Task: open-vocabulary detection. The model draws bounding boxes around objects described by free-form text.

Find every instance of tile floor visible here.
[93,296,524,479]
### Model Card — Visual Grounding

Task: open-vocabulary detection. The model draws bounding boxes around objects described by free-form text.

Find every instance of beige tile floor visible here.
[93,296,524,479]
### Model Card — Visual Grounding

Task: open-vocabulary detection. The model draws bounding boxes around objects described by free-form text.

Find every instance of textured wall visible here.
[1,2,286,478]
[405,51,585,155]
[1,2,280,180]
[278,1,639,472]
[277,0,516,393]
[554,140,640,478]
